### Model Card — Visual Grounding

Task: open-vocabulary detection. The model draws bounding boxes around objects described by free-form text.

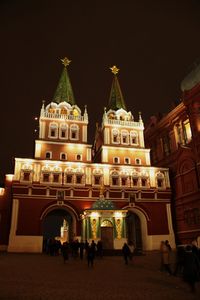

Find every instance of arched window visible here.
[60,124,68,139]
[76,154,82,161]
[60,153,67,160]
[132,170,139,187]
[49,123,58,138]
[110,171,119,186]
[112,129,119,144]
[124,157,130,164]
[75,168,85,185]
[130,131,138,145]
[135,158,141,165]
[113,157,120,164]
[21,164,33,181]
[156,172,165,188]
[45,152,52,159]
[121,130,129,144]
[93,169,103,185]
[41,165,51,183]
[64,167,74,184]
[70,124,79,140]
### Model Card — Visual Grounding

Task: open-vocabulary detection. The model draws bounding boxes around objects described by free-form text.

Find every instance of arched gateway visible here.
[40,204,79,246]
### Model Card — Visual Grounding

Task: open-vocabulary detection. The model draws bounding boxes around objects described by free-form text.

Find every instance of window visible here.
[76,154,82,161]
[157,178,163,188]
[61,130,66,138]
[162,135,171,156]
[45,152,52,159]
[135,158,141,165]
[113,157,120,164]
[53,174,59,183]
[112,129,119,144]
[110,171,119,186]
[141,178,147,187]
[130,132,138,145]
[49,123,58,138]
[43,173,50,182]
[66,175,73,184]
[124,157,130,164]
[132,178,138,186]
[70,124,79,140]
[121,177,128,186]
[94,176,101,185]
[156,172,165,189]
[183,119,192,144]
[121,130,128,144]
[76,175,82,184]
[23,172,30,181]
[60,153,67,160]
[112,177,119,186]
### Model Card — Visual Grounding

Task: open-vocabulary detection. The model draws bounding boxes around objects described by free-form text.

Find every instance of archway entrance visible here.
[42,209,73,243]
[101,220,114,249]
[126,212,142,251]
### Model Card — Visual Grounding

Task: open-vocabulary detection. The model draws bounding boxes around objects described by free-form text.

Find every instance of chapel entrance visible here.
[126,212,142,251]
[101,220,114,249]
[42,209,73,243]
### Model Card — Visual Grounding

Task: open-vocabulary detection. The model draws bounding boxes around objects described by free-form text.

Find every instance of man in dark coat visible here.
[183,245,200,293]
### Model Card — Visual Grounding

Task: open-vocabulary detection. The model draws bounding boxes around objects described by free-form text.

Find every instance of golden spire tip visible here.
[61,57,71,67]
[110,65,119,75]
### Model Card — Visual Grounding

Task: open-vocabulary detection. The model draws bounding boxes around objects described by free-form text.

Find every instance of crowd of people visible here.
[160,239,200,293]
[43,238,103,267]
[43,237,200,293]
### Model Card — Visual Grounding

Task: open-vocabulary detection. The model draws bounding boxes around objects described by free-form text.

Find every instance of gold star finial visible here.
[110,65,119,75]
[61,57,71,67]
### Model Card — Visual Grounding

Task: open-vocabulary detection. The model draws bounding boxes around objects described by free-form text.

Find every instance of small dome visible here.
[181,63,200,91]
[91,199,116,210]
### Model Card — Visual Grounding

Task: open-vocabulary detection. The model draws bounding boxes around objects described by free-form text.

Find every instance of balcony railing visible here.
[41,112,85,121]
[105,119,142,127]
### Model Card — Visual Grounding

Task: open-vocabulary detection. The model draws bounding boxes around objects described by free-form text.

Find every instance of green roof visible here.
[107,75,127,111]
[53,66,76,105]
[91,199,116,210]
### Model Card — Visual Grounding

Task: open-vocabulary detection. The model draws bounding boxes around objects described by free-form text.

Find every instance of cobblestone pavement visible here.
[0,251,199,300]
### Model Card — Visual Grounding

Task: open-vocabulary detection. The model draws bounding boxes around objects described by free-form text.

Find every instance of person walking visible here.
[160,240,172,275]
[122,243,131,265]
[87,244,95,267]
[62,241,69,263]
[183,245,200,293]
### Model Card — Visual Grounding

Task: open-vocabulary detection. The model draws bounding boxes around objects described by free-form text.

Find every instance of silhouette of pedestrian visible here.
[183,245,200,293]
[62,241,69,263]
[122,243,130,265]
[87,245,95,267]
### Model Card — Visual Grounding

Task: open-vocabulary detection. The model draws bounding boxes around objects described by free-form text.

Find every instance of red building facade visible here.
[0,59,175,252]
[145,64,200,246]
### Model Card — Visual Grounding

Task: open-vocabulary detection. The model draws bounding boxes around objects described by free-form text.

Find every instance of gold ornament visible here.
[61,57,71,67]
[110,65,119,75]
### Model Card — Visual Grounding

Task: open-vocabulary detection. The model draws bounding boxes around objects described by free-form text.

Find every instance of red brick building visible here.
[0,59,175,252]
[145,64,200,246]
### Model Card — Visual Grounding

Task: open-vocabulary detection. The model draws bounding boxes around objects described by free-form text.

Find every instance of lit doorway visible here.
[101,220,114,249]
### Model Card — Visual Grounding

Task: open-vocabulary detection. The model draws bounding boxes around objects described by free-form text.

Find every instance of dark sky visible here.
[1,0,200,184]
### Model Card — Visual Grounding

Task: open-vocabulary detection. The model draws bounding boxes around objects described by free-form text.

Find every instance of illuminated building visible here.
[0,58,175,252]
[145,63,200,246]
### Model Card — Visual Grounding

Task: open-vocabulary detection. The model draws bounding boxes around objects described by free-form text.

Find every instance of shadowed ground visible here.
[0,251,199,300]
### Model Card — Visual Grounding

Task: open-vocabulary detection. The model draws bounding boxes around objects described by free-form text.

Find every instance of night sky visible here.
[1,0,200,184]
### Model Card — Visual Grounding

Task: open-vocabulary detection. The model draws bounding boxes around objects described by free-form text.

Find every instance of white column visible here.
[82,125,87,142]
[166,203,176,248]
[9,199,19,238]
